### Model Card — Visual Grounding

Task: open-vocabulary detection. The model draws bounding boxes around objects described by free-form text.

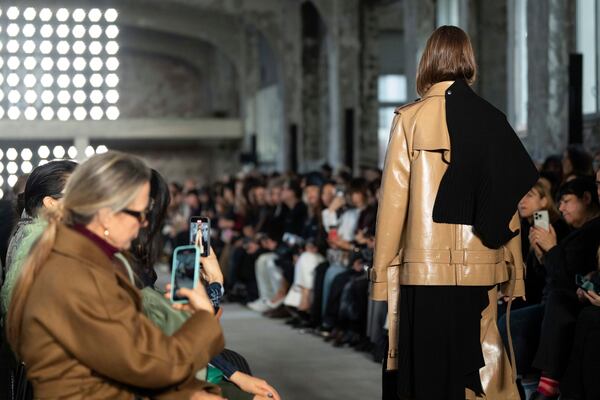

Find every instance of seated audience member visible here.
[128,169,280,400]
[559,246,600,400]
[497,179,569,385]
[1,160,78,315]
[6,152,225,399]
[528,178,600,400]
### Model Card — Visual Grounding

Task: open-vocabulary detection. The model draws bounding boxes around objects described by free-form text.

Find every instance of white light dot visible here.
[73,74,86,88]
[57,90,71,104]
[38,160,49,166]
[57,41,70,55]
[89,25,102,39]
[8,175,18,188]
[7,148,18,160]
[7,73,19,87]
[7,107,20,120]
[90,73,103,87]
[23,7,36,21]
[90,106,103,120]
[23,41,36,54]
[24,74,36,88]
[7,56,20,70]
[73,41,86,54]
[105,89,119,104]
[106,25,119,39]
[68,146,78,158]
[40,24,53,38]
[21,149,33,161]
[53,145,66,158]
[72,24,85,38]
[21,161,33,173]
[96,145,109,154]
[105,41,119,55]
[7,7,20,20]
[72,9,86,22]
[41,57,54,71]
[41,74,54,88]
[73,57,86,71]
[7,24,20,37]
[39,8,52,22]
[24,107,37,121]
[23,56,37,70]
[56,8,69,22]
[85,146,95,157]
[105,57,119,71]
[105,107,119,120]
[89,41,102,55]
[7,40,19,53]
[57,108,70,121]
[57,57,70,71]
[73,107,87,121]
[24,90,37,104]
[90,90,103,104]
[56,24,69,38]
[40,40,52,54]
[105,74,119,87]
[73,90,86,104]
[41,107,54,121]
[8,90,21,104]
[38,146,51,158]
[89,8,102,22]
[41,90,54,104]
[89,57,103,72]
[104,9,118,23]
[7,162,18,174]
[57,74,70,89]
[23,24,36,37]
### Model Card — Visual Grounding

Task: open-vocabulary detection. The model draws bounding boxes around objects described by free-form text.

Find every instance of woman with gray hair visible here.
[6,152,225,399]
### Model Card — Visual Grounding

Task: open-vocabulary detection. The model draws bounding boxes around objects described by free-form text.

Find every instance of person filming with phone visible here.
[5,152,225,399]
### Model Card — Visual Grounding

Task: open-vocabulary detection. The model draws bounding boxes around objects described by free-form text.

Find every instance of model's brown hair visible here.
[416,25,477,97]
[6,151,150,353]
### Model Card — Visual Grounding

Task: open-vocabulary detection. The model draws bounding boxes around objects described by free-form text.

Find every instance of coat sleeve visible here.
[43,268,224,390]
[500,212,526,298]
[371,113,410,301]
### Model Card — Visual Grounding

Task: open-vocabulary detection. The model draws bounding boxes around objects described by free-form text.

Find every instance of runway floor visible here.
[220,303,381,400]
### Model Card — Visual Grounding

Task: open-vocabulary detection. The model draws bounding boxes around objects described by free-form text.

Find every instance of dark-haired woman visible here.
[128,170,280,400]
[528,178,600,400]
[1,160,77,314]
[372,26,538,399]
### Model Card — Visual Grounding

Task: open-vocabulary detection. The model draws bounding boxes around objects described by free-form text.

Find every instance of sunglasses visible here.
[121,208,148,224]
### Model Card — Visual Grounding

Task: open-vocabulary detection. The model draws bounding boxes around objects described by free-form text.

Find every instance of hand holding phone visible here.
[533,210,550,231]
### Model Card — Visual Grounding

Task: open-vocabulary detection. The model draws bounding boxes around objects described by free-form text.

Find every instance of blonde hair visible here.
[416,25,477,97]
[530,179,560,222]
[7,151,151,352]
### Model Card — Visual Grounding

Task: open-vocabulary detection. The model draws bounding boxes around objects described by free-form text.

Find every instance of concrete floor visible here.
[220,304,381,400]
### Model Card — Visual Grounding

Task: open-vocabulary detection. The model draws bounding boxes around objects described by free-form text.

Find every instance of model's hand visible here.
[201,246,224,285]
[165,283,214,314]
[584,290,600,307]
[230,372,281,400]
[190,391,226,400]
[529,225,557,252]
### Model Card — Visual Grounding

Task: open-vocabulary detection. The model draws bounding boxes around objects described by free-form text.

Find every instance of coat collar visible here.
[422,80,455,98]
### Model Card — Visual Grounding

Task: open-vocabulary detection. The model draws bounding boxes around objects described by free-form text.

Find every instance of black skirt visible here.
[385,285,490,400]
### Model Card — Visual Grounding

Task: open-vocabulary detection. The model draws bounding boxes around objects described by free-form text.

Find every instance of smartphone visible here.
[170,245,200,304]
[576,274,600,295]
[190,216,210,257]
[533,210,550,231]
[328,225,339,242]
[335,186,345,198]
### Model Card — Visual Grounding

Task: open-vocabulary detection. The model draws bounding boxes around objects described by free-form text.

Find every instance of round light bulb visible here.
[106,25,119,39]
[22,24,36,37]
[7,56,20,70]
[41,107,54,121]
[38,146,51,158]
[105,41,119,55]
[7,107,21,120]
[89,41,102,55]
[104,9,118,23]
[23,74,36,88]
[41,90,54,104]
[57,74,70,88]
[41,74,54,88]
[53,145,66,158]
[56,24,69,38]
[68,146,78,158]
[72,41,86,54]
[89,58,103,72]
[23,56,37,70]
[88,8,102,22]
[57,90,71,104]
[89,25,102,39]
[72,9,86,22]
[105,89,119,104]
[56,8,69,22]
[7,73,20,87]
[22,40,36,54]
[24,107,37,121]
[96,145,109,154]
[39,40,52,54]
[73,90,86,104]
[21,148,33,160]
[105,107,119,120]
[8,90,21,104]
[39,8,53,22]
[90,73,103,87]
[8,175,19,187]
[7,40,19,53]
[57,107,70,121]
[7,148,18,161]
[6,7,20,20]
[23,7,36,21]
[90,90,103,104]
[73,74,86,88]
[40,24,53,38]
[105,73,119,87]
[85,146,95,157]
[57,41,70,55]
[21,161,33,173]
[7,162,18,174]
[6,23,20,37]
[57,57,70,71]
[106,57,120,71]
[72,24,85,38]
[90,106,103,120]
[41,57,54,71]
[73,107,87,121]
[73,57,86,71]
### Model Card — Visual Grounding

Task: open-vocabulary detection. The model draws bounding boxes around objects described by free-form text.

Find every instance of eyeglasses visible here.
[121,208,148,224]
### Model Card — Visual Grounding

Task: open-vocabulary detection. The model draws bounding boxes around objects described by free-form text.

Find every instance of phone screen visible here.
[171,247,199,303]
[190,217,210,257]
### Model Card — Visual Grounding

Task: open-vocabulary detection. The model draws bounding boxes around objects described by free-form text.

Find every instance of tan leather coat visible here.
[18,225,224,399]
[371,81,523,399]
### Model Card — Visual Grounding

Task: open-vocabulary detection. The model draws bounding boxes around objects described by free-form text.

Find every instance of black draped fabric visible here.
[432,79,538,249]
[392,286,490,400]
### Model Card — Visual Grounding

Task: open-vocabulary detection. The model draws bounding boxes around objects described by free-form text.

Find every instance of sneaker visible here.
[247,299,271,313]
